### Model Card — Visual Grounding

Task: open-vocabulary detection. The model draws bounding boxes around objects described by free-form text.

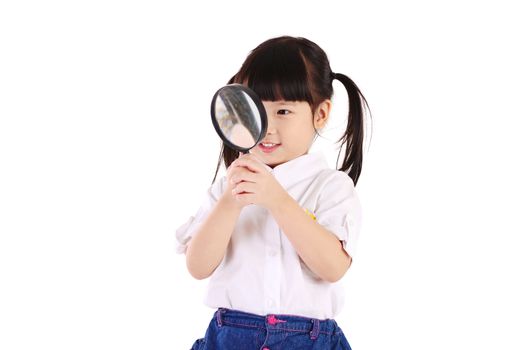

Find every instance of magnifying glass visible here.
[210,84,268,154]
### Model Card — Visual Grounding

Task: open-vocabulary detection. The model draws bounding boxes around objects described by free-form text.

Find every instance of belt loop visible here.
[310,319,320,340]
[216,308,224,327]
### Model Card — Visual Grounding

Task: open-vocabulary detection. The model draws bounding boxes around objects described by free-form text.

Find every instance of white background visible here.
[1,1,527,349]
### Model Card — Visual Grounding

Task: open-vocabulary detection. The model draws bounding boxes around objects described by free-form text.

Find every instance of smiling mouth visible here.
[258,142,281,153]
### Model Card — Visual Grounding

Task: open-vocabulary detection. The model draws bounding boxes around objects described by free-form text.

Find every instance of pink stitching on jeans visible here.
[267,315,287,325]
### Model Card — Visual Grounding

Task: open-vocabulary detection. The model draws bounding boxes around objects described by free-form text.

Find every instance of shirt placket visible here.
[262,212,282,313]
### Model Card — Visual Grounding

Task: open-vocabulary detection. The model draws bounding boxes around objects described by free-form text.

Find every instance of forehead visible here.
[262,100,307,107]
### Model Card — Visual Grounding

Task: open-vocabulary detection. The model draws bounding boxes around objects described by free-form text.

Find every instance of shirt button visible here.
[267,299,274,308]
[268,250,277,257]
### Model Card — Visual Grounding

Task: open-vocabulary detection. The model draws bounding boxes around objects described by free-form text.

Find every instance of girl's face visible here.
[249,99,331,168]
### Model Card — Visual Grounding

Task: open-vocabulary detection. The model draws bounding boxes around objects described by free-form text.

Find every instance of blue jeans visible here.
[190,308,352,349]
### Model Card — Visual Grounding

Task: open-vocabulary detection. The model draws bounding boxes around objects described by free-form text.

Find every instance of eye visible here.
[277,109,292,116]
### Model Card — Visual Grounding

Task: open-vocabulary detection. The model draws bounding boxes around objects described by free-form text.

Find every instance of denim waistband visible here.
[214,308,341,339]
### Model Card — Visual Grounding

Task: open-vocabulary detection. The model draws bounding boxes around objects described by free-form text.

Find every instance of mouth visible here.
[258,142,281,153]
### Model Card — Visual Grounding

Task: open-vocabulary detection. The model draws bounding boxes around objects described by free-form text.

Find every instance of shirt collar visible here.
[261,151,329,189]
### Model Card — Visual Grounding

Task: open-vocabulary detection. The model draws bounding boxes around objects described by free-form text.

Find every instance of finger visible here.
[226,164,235,182]
[227,160,237,173]
[239,152,264,163]
[234,192,256,205]
[232,181,254,195]
[246,151,265,164]
[232,157,265,173]
[232,181,257,195]
[226,160,242,177]
[231,168,259,184]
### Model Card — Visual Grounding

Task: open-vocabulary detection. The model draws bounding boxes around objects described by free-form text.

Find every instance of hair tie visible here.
[331,72,338,80]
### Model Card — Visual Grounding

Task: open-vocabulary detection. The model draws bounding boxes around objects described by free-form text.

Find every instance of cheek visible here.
[283,122,314,144]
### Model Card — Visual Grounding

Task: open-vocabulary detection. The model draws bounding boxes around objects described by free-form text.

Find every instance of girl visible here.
[176,36,370,349]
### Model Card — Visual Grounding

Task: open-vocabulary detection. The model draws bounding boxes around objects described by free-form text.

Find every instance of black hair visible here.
[211,36,371,186]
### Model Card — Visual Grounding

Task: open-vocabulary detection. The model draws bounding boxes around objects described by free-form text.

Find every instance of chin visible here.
[263,158,284,168]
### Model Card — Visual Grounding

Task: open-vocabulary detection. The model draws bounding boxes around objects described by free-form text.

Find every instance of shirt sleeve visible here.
[174,177,226,254]
[313,170,362,259]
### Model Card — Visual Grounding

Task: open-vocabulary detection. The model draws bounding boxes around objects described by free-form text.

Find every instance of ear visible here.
[314,99,332,129]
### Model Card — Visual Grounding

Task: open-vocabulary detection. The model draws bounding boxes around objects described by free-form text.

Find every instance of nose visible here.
[266,123,276,135]
[265,114,277,135]
[262,102,277,136]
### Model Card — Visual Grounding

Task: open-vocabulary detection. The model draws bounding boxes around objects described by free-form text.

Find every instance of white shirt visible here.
[175,151,362,319]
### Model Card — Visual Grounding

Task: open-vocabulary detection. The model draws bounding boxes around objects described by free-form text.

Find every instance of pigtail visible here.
[333,73,371,186]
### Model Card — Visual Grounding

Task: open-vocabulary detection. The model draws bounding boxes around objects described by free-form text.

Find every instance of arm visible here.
[269,193,352,283]
[185,193,242,280]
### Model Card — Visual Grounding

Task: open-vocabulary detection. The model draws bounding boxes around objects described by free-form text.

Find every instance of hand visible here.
[221,152,256,210]
[227,153,288,210]
[220,157,246,211]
